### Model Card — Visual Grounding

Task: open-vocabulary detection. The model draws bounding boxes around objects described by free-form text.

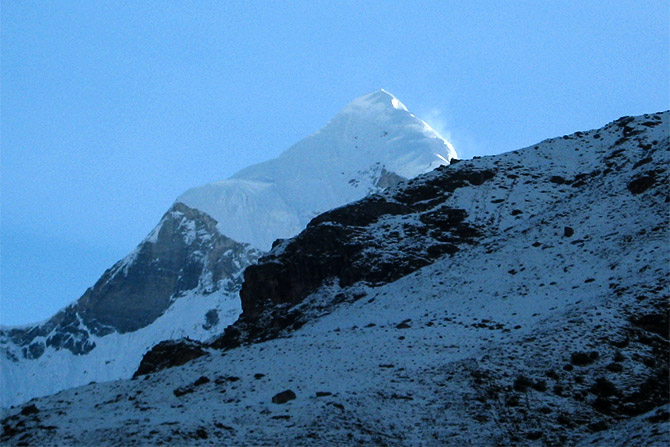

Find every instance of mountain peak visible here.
[342,89,409,114]
[179,92,456,250]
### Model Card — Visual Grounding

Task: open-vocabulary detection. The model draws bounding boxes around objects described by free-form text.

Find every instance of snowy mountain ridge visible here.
[0,90,455,408]
[179,89,456,250]
[2,110,666,446]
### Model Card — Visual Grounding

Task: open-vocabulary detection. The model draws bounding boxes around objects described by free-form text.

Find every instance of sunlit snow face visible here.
[435,153,450,164]
[391,98,401,109]
[445,140,457,157]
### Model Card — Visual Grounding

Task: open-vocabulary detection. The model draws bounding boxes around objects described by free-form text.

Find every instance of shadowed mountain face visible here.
[2,203,260,357]
[76,202,257,334]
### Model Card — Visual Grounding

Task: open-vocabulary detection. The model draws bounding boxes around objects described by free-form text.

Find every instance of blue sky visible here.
[1,1,668,325]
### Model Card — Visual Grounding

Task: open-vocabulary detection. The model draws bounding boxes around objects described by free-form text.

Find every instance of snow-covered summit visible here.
[178,90,456,250]
[338,88,409,115]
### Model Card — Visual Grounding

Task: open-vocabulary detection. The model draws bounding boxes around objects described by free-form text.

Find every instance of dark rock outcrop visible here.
[238,166,494,321]
[19,405,39,416]
[627,171,657,195]
[133,338,208,378]
[272,389,297,404]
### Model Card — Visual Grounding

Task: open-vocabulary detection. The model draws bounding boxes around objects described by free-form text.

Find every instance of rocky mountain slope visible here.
[0,90,455,408]
[2,112,667,446]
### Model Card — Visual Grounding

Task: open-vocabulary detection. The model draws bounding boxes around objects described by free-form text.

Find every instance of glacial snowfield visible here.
[2,112,667,446]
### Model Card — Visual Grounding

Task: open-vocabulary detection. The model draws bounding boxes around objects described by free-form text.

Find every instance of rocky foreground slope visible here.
[2,112,668,446]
